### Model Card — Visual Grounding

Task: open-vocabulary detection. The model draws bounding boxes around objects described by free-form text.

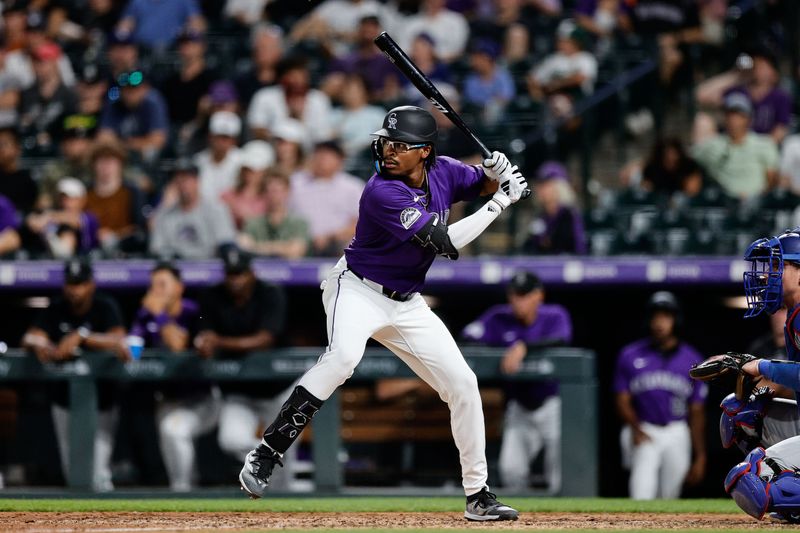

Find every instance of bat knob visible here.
[522,189,532,200]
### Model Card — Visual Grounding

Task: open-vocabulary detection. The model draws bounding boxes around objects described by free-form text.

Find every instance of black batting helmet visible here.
[372,106,437,144]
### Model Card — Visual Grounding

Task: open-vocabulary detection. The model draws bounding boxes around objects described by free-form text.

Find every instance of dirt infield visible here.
[1,512,791,531]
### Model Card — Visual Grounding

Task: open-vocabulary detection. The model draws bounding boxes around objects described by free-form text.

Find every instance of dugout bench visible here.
[0,347,598,496]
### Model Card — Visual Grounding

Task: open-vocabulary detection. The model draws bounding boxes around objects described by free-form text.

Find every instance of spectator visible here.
[2,13,77,91]
[98,69,168,163]
[462,271,572,493]
[289,141,363,256]
[0,193,20,256]
[0,127,38,213]
[158,29,217,128]
[224,0,270,27]
[180,80,241,156]
[405,33,452,92]
[522,161,587,255]
[194,111,242,202]
[234,23,284,108]
[37,114,97,209]
[400,0,469,63]
[195,247,296,491]
[272,118,307,176]
[149,159,236,259]
[75,65,108,121]
[528,19,597,121]
[105,30,140,87]
[640,137,704,196]
[322,15,401,104]
[692,93,779,199]
[221,141,275,228]
[22,258,129,492]
[18,42,77,153]
[128,262,213,492]
[427,85,480,161]
[502,23,535,96]
[574,0,630,57]
[116,0,205,51]
[0,35,25,129]
[25,178,100,258]
[614,291,706,500]
[85,140,145,253]
[330,74,386,164]
[289,0,385,56]
[239,169,310,259]
[469,0,528,45]
[247,56,333,144]
[462,39,515,126]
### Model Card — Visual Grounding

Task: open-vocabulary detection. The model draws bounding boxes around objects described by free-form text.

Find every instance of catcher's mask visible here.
[371,105,437,175]
[743,230,800,318]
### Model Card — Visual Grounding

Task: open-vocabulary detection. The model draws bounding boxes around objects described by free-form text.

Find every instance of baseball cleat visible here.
[239,440,283,499]
[464,488,519,521]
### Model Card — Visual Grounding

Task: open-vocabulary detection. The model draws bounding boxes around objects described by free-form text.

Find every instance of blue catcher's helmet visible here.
[743,230,800,318]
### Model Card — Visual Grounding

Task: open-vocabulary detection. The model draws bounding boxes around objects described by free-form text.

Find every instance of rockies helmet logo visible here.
[387,113,398,129]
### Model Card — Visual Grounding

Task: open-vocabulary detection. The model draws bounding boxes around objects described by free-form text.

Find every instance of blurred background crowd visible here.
[0,0,794,262]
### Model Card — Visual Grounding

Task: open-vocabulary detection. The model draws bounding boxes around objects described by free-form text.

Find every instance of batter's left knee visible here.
[446,371,480,404]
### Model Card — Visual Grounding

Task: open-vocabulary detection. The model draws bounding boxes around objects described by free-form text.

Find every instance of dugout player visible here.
[239,105,528,521]
[196,247,296,491]
[128,261,213,492]
[613,291,707,500]
[22,257,129,491]
[462,271,572,494]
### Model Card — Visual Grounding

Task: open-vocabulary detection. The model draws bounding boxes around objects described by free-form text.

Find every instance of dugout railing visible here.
[0,347,597,496]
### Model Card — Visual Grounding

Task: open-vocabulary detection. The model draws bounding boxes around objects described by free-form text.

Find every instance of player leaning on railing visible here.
[691,229,800,522]
[238,105,527,521]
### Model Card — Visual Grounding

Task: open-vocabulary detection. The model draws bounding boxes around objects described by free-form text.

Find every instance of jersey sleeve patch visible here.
[400,207,422,229]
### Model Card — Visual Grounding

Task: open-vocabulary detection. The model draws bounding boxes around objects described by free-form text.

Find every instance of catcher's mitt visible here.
[690,352,757,400]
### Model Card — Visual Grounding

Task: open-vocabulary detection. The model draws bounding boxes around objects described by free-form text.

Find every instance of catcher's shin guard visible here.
[262,385,323,454]
[725,447,800,521]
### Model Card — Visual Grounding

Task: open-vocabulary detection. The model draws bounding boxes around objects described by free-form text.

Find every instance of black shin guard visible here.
[263,386,323,454]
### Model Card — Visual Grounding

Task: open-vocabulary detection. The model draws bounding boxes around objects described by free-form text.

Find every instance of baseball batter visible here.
[239,105,527,521]
[613,292,707,500]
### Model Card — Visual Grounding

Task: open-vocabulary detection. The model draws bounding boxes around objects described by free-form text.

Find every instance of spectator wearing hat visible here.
[234,23,284,109]
[98,68,168,162]
[221,140,274,228]
[692,93,779,199]
[272,118,306,176]
[195,246,296,490]
[85,140,146,253]
[116,0,205,51]
[0,126,37,213]
[246,56,333,144]
[463,38,515,126]
[462,271,573,493]
[239,169,310,259]
[25,177,100,258]
[158,29,217,128]
[400,0,469,63]
[22,257,129,492]
[0,193,21,256]
[35,114,95,208]
[150,160,236,259]
[128,261,211,492]
[75,65,109,121]
[522,161,587,255]
[289,140,363,256]
[180,80,241,155]
[399,33,451,102]
[194,111,243,201]
[330,73,386,167]
[18,42,77,153]
[105,30,140,87]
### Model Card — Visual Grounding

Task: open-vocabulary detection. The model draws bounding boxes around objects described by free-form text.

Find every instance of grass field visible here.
[0,496,776,532]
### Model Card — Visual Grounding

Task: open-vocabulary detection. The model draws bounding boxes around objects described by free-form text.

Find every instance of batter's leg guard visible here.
[262,385,323,454]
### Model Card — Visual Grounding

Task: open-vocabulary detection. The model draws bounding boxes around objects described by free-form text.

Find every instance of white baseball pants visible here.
[621,421,691,499]
[299,257,488,495]
[499,397,561,493]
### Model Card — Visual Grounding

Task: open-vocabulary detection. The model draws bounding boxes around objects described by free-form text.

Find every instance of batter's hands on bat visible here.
[482,151,512,181]
[500,171,529,203]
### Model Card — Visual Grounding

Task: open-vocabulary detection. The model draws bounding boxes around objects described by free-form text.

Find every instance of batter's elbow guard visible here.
[262,386,324,454]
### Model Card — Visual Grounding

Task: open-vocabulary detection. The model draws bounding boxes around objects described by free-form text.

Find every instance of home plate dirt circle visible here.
[2,511,788,531]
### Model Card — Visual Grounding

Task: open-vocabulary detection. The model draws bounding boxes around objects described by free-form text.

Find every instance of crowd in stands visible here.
[0,0,792,260]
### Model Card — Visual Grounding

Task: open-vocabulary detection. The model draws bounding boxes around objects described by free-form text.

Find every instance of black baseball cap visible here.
[61,114,97,139]
[172,157,198,175]
[507,271,543,295]
[221,246,252,275]
[64,257,93,284]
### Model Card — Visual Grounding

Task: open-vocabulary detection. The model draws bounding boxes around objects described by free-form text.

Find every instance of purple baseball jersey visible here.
[613,339,707,426]
[724,86,792,135]
[462,303,572,409]
[344,156,485,294]
[0,194,20,231]
[129,298,200,348]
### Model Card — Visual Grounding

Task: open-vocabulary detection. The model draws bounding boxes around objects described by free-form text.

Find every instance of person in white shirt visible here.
[400,0,469,63]
[289,0,385,56]
[194,111,242,201]
[247,57,333,143]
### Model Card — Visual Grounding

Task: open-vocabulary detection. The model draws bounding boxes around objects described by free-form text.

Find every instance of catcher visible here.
[691,230,800,522]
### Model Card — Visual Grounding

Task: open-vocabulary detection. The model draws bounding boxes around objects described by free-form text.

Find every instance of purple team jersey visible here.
[613,339,707,426]
[344,156,485,294]
[724,85,792,135]
[0,194,20,232]
[129,298,199,348]
[462,303,572,409]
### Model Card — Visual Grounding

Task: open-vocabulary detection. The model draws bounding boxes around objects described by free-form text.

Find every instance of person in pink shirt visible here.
[221,140,273,228]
